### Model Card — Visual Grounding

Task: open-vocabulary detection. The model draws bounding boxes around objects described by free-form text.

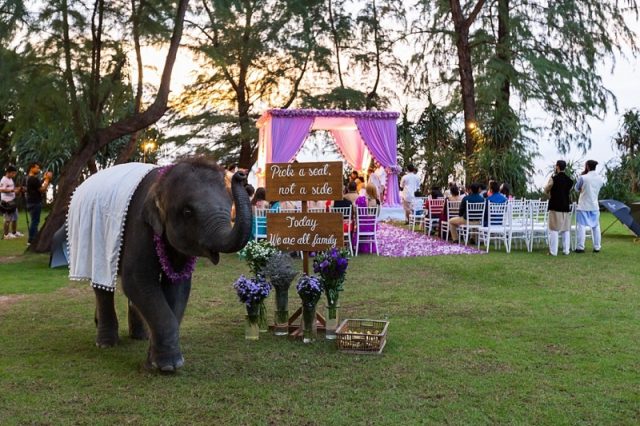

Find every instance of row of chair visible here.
[253,205,380,256]
[411,198,591,253]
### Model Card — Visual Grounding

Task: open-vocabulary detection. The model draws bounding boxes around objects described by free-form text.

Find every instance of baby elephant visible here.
[64,157,251,372]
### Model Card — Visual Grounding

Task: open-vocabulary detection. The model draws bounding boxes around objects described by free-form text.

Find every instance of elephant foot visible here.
[95,332,119,348]
[145,349,185,373]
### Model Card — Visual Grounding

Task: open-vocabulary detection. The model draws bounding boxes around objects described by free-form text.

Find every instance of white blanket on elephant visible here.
[68,163,157,291]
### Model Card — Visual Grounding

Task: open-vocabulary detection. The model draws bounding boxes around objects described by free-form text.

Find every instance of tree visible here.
[10,0,192,252]
[413,102,464,189]
[414,0,638,186]
[354,0,406,110]
[611,109,640,193]
[170,0,330,169]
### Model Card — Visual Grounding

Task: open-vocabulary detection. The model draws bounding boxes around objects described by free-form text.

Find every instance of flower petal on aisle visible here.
[376,223,483,257]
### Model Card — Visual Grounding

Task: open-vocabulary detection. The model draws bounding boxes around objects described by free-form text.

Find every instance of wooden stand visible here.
[287,200,326,339]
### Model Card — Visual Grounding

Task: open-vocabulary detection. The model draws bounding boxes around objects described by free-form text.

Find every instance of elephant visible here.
[66,157,252,372]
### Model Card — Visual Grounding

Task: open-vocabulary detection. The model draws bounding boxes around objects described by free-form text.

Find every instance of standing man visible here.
[25,162,53,245]
[367,165,383,204]
[574,160,604,253]
[0,165,23,239]
[400,164,421,224]
[544,160,574,256]
[374,162,387,203]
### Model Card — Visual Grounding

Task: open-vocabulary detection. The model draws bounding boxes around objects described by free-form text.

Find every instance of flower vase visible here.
[302,304,317,343]
[273,287,289,336]
[245,304,260,340]
[258,300,268,333]
[324,303,340,340]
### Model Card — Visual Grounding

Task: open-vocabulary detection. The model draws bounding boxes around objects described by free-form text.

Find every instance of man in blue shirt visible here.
[449,183,484,241]
[484,181,507,225]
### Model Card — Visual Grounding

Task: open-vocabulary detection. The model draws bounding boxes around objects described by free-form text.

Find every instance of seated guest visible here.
[499,183,513,200]
[439,185,464,224]
[279,200,301,211]
[330,185,353,210]
[269,200,281,211]
[343,181,359,205]
[308,200,327,210]
[447,183,484,241]
[251,187,269,209]
[429,186,444,199]
[250,187,269,240]
[484,180,508,225]
[486,180,507,204]
[245,184,255,198]
[356,183,381,209]
[447,185,463,202]
[424,185,444,214]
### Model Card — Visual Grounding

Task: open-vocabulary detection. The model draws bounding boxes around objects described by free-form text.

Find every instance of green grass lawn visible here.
[0,213,638,424]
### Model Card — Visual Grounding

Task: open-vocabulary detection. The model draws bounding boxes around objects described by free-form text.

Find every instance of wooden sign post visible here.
[265,162,343,203]
[265,161,344,337]
[267,212,344,252]
[265,161,344,273]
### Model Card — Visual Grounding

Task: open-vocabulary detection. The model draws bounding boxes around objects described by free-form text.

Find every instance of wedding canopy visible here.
[256,108,401,206]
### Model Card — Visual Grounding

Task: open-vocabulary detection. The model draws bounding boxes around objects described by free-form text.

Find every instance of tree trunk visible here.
[493,0,512,151]
[328,0,347,109]
[115,0,145,165]
[365,0,381,110]
[237,98,253,170]
[31,0,191,253]
[449,0,485,180]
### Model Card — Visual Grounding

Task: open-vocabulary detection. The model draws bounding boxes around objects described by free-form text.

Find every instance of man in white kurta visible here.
[400,164,421,224]
[574,160,604,253]
[374,162,387,203]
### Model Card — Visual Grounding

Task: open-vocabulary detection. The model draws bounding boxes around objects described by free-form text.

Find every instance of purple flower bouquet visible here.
[313,247,349,339]
[312,247,349,308]
[233,275,271,320]
[296,275,323,343]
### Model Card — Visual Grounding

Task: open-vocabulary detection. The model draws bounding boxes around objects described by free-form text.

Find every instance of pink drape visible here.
[270,116,315,162]
[330,129,367,171]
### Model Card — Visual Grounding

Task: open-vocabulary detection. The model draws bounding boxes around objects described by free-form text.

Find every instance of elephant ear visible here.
[143,188,165,235]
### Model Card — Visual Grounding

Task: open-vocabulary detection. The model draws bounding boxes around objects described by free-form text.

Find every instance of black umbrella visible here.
[49,226,69,268]
[599,199,640,237]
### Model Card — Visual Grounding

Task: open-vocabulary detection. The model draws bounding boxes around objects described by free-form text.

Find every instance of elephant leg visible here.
[93,287,119,348]
[127,301,149,340]
[122,274,184,372]
[161,276,192,325]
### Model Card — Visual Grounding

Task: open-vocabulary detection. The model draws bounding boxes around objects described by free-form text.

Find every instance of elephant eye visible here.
[182,207,194,218]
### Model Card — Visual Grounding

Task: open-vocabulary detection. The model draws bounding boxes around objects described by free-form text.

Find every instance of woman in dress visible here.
[353,183,380,254]
[251,187,270,209]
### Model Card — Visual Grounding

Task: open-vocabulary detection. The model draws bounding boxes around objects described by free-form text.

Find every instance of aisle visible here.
[376,223,483,257]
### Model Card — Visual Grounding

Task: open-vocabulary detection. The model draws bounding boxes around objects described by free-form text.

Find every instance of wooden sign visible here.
[267,212,344,251]
[265,162,343,201]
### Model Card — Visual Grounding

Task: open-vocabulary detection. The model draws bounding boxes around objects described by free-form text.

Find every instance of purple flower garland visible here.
[150,163,197,283]
[153,233,198,284]
[266,108,400,120]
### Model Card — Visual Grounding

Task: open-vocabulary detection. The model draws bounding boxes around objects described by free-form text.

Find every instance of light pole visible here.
[142,141,156,163]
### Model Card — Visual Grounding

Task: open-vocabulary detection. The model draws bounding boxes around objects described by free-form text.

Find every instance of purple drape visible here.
[355,118,401,206]
[271,116,315,162]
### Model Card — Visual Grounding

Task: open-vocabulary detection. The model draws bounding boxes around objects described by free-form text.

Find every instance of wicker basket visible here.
[336,319,389,354]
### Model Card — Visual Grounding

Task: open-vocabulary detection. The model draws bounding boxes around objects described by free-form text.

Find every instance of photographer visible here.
[25,162,53,245]
[1,165,23,240]
[544,160,573,256]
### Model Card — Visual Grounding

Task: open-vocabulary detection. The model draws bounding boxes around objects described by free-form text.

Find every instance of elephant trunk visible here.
[215,171,252,254]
